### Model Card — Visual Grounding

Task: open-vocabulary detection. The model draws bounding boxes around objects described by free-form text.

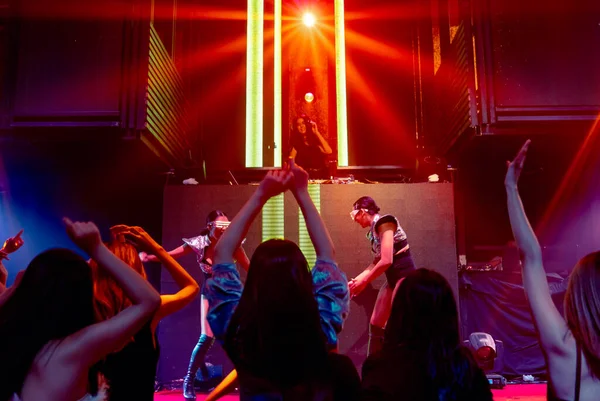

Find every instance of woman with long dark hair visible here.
[139,210,249,400]
[92,225,199,400]
[361,268,492,401]
[0,219,160,401]
[289,115,332,178]
[349,196,416,355]
[205,160,360,400]
[506,140,600,401]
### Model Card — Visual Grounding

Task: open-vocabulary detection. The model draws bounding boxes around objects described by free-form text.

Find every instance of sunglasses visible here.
[209,221,231,229]
[349,209,368,221]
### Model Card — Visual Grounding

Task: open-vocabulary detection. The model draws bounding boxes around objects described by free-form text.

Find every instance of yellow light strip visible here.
[334,0,349,166]
[298,184,320,268]
[273,0,282,167]
[262,194,285,242]
[245,0,264,167]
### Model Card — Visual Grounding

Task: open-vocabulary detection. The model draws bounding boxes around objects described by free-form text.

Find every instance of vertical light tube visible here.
[334,0,349,166]
[246,0,264,167]
[273,0,282,167]
[298,184,321,268]
[262,194,285,242]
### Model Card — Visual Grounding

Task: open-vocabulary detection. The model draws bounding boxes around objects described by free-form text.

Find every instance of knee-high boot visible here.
[368,324,385,356]
[183,334,215,400]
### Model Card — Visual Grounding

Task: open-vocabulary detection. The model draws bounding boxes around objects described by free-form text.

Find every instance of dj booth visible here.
[156,182,457,382]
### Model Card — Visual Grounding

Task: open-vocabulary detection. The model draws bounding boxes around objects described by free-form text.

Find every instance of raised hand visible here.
[505,140,531,188]
[257,169,293,200]
[2,229,24,256]
[110,225,159,254]
[64,218,103,256]
[286,158,309,194]
[138,251,151,263]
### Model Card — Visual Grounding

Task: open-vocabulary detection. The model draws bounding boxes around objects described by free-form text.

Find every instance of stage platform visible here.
[158,183,457,383]
[154,383,547,401]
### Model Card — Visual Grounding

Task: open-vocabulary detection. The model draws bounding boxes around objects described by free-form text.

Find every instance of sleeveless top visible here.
[367,214,408,259]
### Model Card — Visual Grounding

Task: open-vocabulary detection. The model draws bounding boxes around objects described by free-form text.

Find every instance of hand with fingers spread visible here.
[1,229,25,259]
[64,218,103,256]
[505,139,531,189]
[110,225,160,254]
[257,169,293,200]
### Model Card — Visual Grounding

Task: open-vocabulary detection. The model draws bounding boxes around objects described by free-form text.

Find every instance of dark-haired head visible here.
[385,269,458,349]
[564,251,600,378]
[200,210,229,238]
[225,239,328,388]
[291,115,318,147]
[0,248,97,399]
[206,210,227,226]
[353,196,380,215]
[385,269,482,399]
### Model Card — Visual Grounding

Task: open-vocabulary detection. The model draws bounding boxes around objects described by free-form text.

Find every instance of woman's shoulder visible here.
[374,214,398,230]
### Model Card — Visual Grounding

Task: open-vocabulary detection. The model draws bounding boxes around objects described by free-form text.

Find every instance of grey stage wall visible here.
[158,183,457,382]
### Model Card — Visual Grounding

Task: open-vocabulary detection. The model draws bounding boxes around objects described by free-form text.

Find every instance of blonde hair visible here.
[564,251,600,378]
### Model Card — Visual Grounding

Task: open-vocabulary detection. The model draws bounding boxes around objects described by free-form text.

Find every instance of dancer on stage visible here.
[349,196,416,356]
[139,210,249,400]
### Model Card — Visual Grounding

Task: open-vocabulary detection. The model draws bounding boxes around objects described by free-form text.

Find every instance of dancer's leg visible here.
[367,281,394,356]
[183,295,215,400]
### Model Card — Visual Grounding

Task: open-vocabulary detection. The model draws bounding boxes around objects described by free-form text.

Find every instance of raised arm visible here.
[111,225,200,329]
[289,158,335,262]
[60,218,161,368]
[233,246,250,271]
[140,244,193,262]
[0,230,24,295]
[214,170,292,265]
[311,122,333,155]
[505,140,570,355]
[0,259,7,290]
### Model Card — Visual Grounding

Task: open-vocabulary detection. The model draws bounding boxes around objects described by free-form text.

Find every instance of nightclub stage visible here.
[157,183,458,381]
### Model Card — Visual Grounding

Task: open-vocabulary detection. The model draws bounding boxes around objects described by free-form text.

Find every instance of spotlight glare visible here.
[302,12,316,27]
[304,92,315,103]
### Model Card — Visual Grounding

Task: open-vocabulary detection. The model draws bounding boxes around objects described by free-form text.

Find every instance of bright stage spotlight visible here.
[302,12,316,27]
[304,92,315,103]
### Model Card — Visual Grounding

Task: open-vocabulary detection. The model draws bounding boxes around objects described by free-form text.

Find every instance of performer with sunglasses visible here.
[348,197,416,357]
[139,210,249,400]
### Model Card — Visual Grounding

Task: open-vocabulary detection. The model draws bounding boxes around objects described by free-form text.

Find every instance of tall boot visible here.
[183,334,215,400]
[367,324,385,356]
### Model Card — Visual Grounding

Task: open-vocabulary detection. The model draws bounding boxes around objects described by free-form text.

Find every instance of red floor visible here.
[154,383,547,400]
